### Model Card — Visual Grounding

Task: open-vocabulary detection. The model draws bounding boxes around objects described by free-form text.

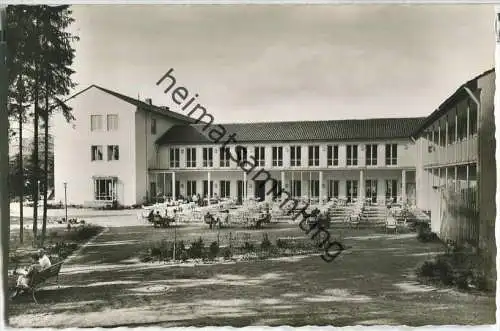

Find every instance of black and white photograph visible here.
[0,2,497,328]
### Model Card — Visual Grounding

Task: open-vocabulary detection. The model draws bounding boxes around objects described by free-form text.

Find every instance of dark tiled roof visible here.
[68,85,197,124]
[156,117,427,145]
[412,68,495,138]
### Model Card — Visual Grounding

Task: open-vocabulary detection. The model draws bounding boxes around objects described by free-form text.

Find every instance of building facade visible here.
[152,120,423,205]
[413,68,495,288]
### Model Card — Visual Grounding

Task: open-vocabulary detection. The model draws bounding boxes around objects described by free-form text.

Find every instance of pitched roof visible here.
[156,117,427,145]
[411,68,495,138]
[68,85,197,123]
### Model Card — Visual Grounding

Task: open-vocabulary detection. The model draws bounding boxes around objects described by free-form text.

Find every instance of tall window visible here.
[151,118,157,135]
[236,146,247,163]
[254,146,265,166]
[447,110,456,145]
[90,115,103,131]
[169,148,180,168]
[346,145,358,166]
[346,180,358,202]
[91,145,103,161]
[309,180,319,198]
[327,145,338,166]
[186,181,197,196]
[272,146,283,166]
[220,180,231,198]
[290,180,301,197]
[94,178,115,201]
[203,180,214,197]
[328,180,339,199]
[468,98,478,136]
[106,114,118,131]
[219,147,230,167]
[385,144,398,165]
[186,147,196,168]
[290,146,301,167]
[365,144,377,166]
[385,179,398,202]
[107,145,119,161]
[308,145,319,166]
[203,147,213,167]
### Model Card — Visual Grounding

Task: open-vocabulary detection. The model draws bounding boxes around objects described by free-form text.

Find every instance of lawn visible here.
[7,222,496,327]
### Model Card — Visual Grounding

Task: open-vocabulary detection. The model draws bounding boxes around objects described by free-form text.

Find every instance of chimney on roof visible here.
[145,98,152,105]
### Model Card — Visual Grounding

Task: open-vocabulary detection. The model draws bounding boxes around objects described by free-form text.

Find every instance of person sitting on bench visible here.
[11,249,51,299]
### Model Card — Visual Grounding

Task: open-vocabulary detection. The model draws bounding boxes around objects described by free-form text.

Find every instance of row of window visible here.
[90,114,158,134]
[91,145,120,161]
[158,179,399,202]
[425,97,478,147]
[169,144,398,168]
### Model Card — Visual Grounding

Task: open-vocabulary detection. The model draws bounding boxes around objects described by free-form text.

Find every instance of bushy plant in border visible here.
[416,240,492,292]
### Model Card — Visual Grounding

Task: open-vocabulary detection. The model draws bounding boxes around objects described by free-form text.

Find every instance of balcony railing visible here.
[423,135,478,167]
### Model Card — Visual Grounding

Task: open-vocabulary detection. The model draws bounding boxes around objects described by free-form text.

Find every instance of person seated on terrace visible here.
[11,249,52,300]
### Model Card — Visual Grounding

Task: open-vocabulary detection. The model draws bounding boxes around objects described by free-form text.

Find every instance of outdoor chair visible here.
[385,216,398,234]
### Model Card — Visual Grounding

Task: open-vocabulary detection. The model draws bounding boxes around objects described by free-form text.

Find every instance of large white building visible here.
[54,84,424,207]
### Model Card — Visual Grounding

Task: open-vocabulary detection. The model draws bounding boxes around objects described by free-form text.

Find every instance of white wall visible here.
[134,110,187,203]
[54,87,137,206]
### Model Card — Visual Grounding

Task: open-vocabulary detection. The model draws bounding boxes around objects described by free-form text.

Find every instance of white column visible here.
[163,173,166,199]
[402,169,407,203]
[309,171,312,199]
[243,171,247,201]
[281,171,285,200]
[359,169,365,200]
[207,171,211,206]
[172,172,176,201]
[319,171,324,204]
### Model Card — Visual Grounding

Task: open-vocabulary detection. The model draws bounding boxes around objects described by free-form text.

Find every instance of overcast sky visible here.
[69,4,495,123]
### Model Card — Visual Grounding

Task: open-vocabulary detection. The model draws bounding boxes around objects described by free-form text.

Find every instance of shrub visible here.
[261,233,272,250]
[208,241,220,260]
[243,241,254,252]
[179,250,189,262]
[222,247,232,260]
[276,238,288,249]
[188,237,205,259]
[67,225,103,242]
[416,223,439,243]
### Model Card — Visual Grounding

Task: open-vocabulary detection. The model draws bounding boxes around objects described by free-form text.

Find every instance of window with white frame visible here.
[186,147,196,168]
[220,180,231,198]
[219,147,230,167]
[328,180,339,198]
[346,145,358,166]
[290,145,301,167]
[308,145,320,166]
[254,146,265,166]
[186,180,197,196]
[272,146,283,166]
[385,144,397,165]
[365,144,377,166]
[203,147,213,167]
[90,115,103,131]
[236,146,247,163]
[106,114,118,131]
[107,145,119,161]
[309,180,320,198]
[94,178,116,201]
[91,145,103,161]
[170,148,180,168]
[327,145,338,166]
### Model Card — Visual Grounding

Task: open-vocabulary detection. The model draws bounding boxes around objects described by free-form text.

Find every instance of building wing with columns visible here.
[152,118,425,205]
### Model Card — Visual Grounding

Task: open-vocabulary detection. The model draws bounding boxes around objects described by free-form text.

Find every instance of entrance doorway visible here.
[254,180,266,201]
[237,180,246,204]
[346,180,358,203]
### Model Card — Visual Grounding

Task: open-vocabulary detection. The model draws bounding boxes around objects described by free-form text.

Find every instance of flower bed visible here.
[140,233,323,264]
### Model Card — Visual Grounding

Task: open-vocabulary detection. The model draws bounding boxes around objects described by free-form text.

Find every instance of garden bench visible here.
[24,261,64,304]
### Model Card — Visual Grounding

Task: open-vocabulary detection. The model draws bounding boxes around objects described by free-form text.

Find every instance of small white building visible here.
[53,85,195,207]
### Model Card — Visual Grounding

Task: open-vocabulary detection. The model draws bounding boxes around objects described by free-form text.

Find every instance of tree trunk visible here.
[41,92,49,246]
[17,90,23,243]
[32,78,39,246]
